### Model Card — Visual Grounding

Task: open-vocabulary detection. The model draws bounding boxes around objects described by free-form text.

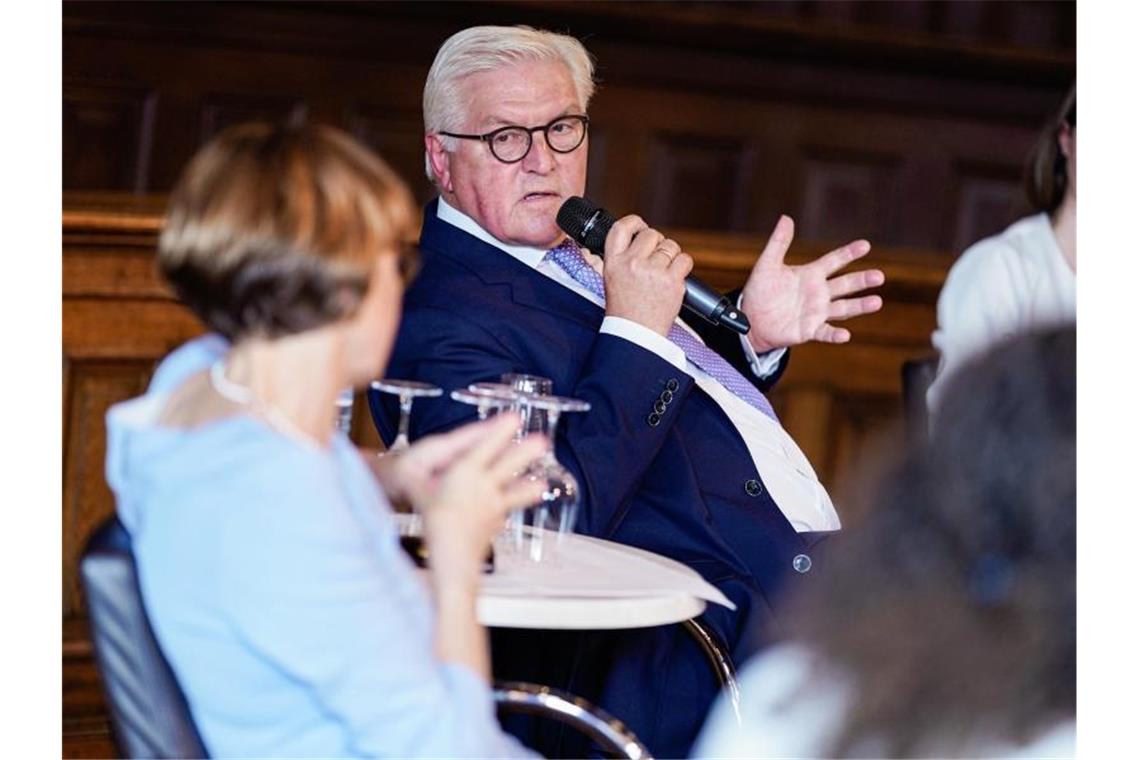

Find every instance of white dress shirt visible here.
[436,198,839,533]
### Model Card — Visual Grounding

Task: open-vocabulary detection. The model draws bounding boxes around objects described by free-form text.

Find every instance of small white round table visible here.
[474,530,722,630]
[402,518,741,721]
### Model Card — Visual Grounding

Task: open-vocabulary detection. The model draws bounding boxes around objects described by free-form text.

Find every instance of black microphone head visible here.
[557,196,614,255]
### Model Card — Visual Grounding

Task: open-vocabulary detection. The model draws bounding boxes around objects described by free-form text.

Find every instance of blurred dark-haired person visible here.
[928,85,1076,413]
[694,325,1076,758]
[104,122,544,758]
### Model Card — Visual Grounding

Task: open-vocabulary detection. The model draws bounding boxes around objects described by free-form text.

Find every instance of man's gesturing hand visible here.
[740,215,885,354]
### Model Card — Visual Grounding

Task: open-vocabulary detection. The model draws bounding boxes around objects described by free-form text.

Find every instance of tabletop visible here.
[399,517,734,630]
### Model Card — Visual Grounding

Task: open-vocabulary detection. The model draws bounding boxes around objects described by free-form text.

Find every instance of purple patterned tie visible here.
[547,239,778,420]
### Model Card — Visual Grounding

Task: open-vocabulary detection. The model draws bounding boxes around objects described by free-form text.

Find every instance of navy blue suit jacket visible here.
[372,201,831,757]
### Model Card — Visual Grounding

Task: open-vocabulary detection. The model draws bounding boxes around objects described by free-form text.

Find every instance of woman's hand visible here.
[419,414,547,584]
[404,414,545,679]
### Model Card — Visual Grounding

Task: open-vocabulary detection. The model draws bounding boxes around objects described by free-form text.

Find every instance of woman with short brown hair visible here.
[106,122,543,757]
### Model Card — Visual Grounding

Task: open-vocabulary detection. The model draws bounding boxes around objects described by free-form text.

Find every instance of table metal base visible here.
[681,618,741,724]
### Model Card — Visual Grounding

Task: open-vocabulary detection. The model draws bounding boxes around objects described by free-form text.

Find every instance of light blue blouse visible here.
[105,348,531,758]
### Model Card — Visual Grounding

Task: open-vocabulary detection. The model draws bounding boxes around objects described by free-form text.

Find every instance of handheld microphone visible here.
[556,197,751,335]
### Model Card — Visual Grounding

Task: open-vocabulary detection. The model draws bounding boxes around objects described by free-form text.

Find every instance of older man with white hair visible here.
[372,24,885,757]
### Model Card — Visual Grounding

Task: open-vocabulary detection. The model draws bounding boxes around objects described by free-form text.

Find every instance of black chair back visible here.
[80,516,209,759]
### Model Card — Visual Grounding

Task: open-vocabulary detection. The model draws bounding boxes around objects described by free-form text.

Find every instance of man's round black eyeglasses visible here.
[440,115,589,164]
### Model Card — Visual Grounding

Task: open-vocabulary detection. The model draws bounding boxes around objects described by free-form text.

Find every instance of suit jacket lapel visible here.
[419,199,603,331]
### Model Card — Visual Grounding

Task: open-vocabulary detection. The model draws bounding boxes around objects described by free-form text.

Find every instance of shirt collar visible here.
[435,196,554,267]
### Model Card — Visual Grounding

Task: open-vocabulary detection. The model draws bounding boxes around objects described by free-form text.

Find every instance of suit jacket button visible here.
[665,378,679,392]
[653,399,667,414]
[744,478,763,497]
[660,389,673,404]
[792,554,812,574]
[647,412,662,427]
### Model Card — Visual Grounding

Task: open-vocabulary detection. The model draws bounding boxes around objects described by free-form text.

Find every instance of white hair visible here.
[423,25,596,184]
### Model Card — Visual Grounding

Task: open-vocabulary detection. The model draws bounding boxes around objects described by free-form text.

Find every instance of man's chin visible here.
[506,211,564,248]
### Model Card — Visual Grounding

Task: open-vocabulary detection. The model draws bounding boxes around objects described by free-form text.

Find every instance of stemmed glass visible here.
[501,373,553,435]
[371,379,442,538]
[370,379,443,452]
[449,383,520,421]
[511,393,591,563]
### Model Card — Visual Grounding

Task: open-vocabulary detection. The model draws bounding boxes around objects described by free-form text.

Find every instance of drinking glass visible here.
[450,383,520,421]
[508,393,591,563]
[501,373,553,435]
[370,379,443,453]
[371,379,442,538]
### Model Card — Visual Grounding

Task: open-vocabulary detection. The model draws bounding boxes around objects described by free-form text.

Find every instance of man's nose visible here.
[521,130,556,173]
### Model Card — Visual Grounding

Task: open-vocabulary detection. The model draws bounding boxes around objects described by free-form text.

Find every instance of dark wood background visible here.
[62,1,1074,755]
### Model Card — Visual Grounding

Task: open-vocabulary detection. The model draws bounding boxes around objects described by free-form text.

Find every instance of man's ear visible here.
[425,134,453,192]
[1058,122,1074,160]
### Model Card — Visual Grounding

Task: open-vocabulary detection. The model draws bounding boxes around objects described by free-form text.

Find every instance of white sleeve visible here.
[739,336,787,378]
[928,240,1024,412]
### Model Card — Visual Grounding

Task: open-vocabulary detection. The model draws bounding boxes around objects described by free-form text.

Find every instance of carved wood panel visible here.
[950,160,1028,253]
[798,147,901,245]
[198,93,308,144]
[61,360,152,617]
[63,80,157,192]
[347,106,435,204]
[642,133,756,231]
[62,0,1072,261]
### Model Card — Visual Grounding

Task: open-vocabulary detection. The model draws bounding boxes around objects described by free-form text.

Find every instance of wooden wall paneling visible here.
[62,80,157,192]
[62,245,169,299]
[790,112,934,249]
[773,385,836,483]
[858,0,931,31]
[589,33,1065,126]
[63,299,204,360]
[797,145,901,247]
[641,131,755,230]
[826,391,905,495]
[893,145,957,252]
[587,124,649,218]
[64,31,430,194]
[588,83,1046,252]
[950,159,1028,254]
[745,118,803,239]
[61,360,152,617]
[938,0,989,38]
[782,341,928,397]
[1005,1,1065,47]
[347,106,435,205]
[583,127,610,207]
[199,92,309,143]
